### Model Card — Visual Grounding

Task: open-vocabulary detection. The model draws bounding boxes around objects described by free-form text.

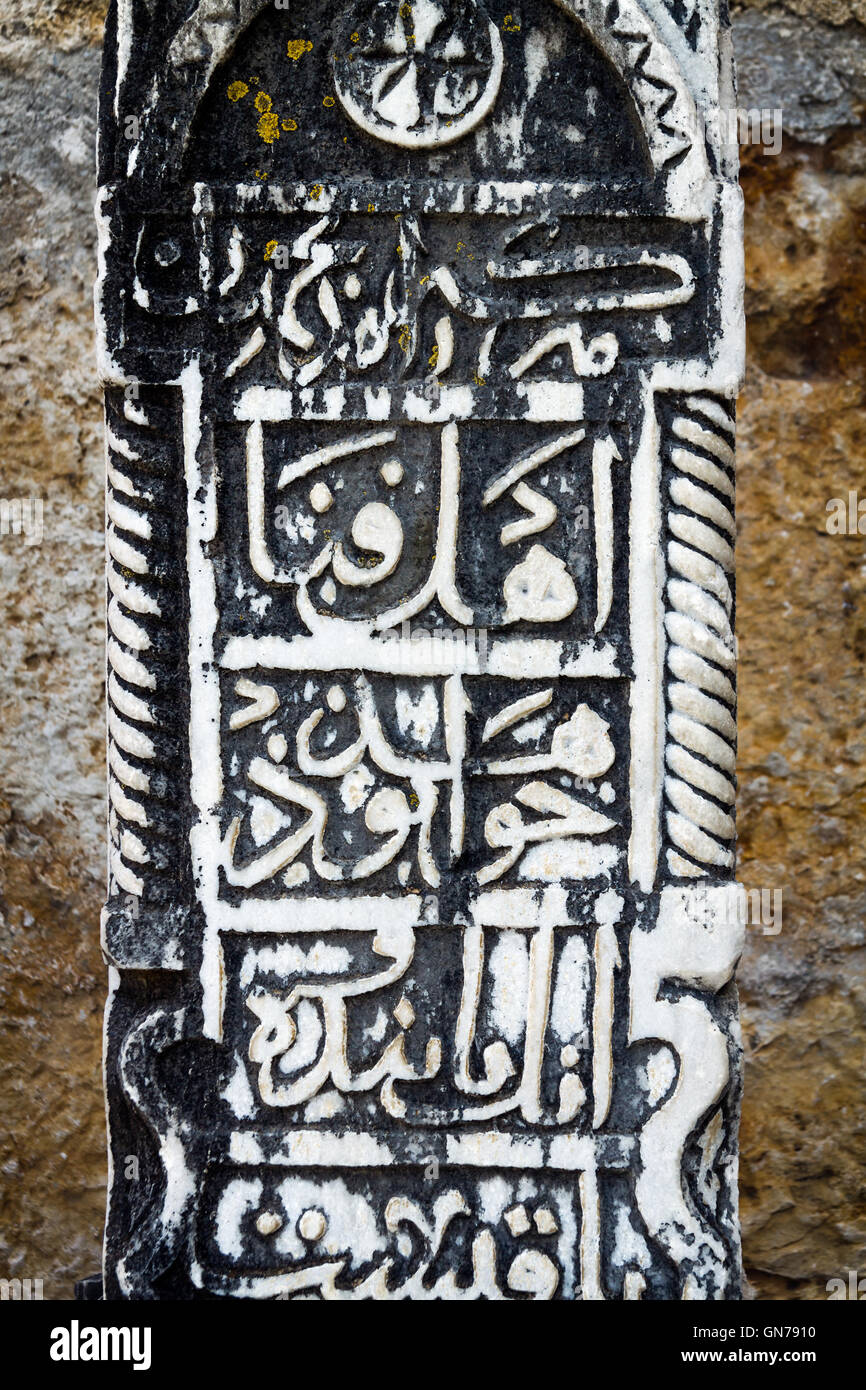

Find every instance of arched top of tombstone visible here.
[101,0,712,213]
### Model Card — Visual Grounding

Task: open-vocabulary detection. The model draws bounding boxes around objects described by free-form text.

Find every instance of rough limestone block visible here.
[96,0,745,1300]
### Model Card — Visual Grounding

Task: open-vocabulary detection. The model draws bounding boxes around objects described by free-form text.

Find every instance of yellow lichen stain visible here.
[400,3,412,16]
[310,184,324,201]
[456,240,466,253]
[227,81,249,102]
[257,111,280,143]
[282,117,298,132]
[473,371,486,386]
[264,240,279,262]
[419,275,430,285]
[398,326,412,353]
[428,345,439,369]
[368,202,376,213]
[350,31,360,43]
[254,170,269,180]
[254,92,272,113]
[287,39,313,61]
[323,96,335,108]
[396,245,404,258]
[503,14,521,32]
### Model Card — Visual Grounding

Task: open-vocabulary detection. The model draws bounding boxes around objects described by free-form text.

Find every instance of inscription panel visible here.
[98,0,744,1299]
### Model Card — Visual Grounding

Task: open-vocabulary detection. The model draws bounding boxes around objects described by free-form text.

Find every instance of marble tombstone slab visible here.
[96,0,745,1300]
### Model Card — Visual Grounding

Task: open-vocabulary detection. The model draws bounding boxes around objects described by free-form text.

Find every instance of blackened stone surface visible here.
[97,0,744,1300]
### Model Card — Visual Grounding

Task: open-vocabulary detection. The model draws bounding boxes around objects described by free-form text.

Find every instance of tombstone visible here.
[96,0,744,1300]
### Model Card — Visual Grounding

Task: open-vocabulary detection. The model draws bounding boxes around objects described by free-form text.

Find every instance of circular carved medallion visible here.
[333,0,504,149]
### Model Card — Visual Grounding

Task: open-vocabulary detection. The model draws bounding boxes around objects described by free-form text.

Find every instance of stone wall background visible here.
[0,0,863,1299]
